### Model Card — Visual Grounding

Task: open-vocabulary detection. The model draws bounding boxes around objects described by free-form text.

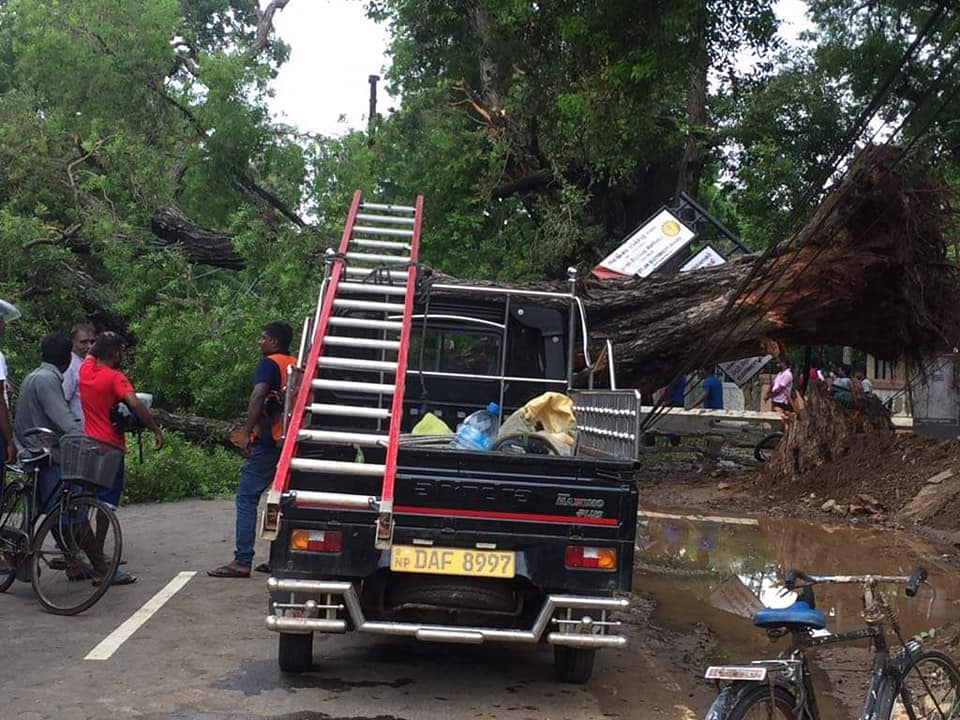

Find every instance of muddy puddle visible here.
[629,509,960,718]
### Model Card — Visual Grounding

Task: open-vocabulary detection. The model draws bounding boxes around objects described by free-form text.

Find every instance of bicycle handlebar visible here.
[785,566,927,596]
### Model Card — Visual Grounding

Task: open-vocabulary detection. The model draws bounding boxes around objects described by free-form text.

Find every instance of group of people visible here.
[0,301,300,585]
[0,305,163,584]
[763,355,875,414]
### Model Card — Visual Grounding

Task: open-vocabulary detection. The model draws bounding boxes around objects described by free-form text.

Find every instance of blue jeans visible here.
[36,462,64,516]
[234,445,279,566]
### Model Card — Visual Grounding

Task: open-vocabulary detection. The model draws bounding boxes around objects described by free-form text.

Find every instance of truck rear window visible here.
[409,329,502,376]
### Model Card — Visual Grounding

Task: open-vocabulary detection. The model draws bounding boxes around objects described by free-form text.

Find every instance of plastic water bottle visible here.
[449,402,501,451]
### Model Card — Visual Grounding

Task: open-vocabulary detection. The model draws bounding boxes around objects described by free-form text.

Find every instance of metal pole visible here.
[566,267,577,390]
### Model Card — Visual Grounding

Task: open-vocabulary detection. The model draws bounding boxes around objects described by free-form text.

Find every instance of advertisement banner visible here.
[680,245,726,272]
[719,356,772,386]
[592,209,695,279]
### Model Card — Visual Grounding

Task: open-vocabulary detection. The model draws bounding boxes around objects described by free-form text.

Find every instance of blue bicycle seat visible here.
[753,600,826,630]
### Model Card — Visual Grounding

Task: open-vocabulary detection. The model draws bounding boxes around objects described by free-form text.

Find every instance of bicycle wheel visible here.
[0,481,28,593]
[31,496,122,615]
[754,433,783,463]
[890,649,960,720]
[712,683,797,720]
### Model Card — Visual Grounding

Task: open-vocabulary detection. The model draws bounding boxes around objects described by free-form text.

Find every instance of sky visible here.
[265,0,813,137]
[266,0,391,136]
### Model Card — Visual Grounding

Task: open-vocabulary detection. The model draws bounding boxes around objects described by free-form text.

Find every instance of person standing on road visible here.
[209,322,297,579]
[79,331,164,585]
[14,333,83,512]
[764,357,794,413]
[62,322,96,423]
[0,299,21,487]
[15,332,113,581]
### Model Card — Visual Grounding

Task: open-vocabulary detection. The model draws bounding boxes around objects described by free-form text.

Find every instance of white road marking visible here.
[638,509,759,526]
[85,571,196,660]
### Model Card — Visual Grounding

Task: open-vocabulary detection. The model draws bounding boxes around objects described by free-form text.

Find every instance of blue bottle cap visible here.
[486,402,500,415]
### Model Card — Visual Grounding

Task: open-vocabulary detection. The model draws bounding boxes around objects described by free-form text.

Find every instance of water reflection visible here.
[636,513,959,638]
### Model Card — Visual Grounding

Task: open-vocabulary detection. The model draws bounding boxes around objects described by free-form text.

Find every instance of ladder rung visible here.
[290,460,385,478]
[351,238,411,251]
[306,403,390,419]
[290,489,381,509]
[333,298,405,313]
[298,429,388,447]
[352,226,414,238]
[336,282,408,297]
[328,317,402,331]
[312,378,395,394]
[323,336,400,350]
[359,202,415,213]
[318,357,398,373]
[355,213,415,226]
[345,252,411,265]
[343,267,409,282]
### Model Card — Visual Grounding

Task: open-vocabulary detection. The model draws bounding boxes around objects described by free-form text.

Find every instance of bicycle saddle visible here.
[753,600,826,630]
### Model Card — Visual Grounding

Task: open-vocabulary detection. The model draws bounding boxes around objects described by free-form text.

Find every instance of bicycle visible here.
[0,428,123,615]
[703,567,960,719]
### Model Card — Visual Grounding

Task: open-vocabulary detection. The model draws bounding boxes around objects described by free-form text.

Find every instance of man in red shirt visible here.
[79,331,163,584]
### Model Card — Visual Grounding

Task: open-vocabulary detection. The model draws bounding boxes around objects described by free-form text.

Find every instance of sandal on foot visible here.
[207,564,251,578]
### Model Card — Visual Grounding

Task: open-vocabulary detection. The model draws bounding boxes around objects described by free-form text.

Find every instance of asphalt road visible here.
[1,498,622,720]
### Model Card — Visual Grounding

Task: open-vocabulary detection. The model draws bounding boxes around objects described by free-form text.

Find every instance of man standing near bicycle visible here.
[13,332,82,513]
[79,331,163,585]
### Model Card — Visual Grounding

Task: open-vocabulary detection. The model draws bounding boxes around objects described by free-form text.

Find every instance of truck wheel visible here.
[553,646,595,684]
[278,632,313,673]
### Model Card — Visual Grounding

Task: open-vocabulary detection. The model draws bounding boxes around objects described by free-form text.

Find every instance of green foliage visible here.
[123,431,241,503]
[0,0,956,437]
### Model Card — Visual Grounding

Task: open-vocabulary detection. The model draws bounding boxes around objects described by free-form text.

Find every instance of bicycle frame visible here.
[706,573,933,720]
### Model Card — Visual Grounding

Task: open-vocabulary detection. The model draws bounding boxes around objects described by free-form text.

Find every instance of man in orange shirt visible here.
[209,322,296,578]
[79,331,164,585]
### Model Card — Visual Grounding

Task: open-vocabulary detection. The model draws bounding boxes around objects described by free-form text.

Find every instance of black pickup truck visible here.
[263,281,637,683]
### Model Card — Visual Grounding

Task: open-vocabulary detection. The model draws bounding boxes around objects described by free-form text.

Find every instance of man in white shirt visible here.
[62,322,96,423]
[0,299,20,485]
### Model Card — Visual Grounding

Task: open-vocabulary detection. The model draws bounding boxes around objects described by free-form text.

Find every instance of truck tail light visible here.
[290,529,343,553]
[565,545,617,570]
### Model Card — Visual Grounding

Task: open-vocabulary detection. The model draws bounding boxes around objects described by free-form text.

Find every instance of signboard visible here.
[680,245,726,273]
[592,209,695,279]
[719,356,772,386]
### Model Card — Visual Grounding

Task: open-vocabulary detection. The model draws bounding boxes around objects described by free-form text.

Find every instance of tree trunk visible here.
[766,382,895,480]
[152,408,244,451]
[150,205,245,270]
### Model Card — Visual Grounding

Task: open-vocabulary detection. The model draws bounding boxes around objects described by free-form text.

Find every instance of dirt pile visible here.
[755,432,960,531]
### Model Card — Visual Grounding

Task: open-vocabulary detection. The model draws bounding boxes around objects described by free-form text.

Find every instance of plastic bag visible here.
[412,412,453,435]
[495,392,576,455]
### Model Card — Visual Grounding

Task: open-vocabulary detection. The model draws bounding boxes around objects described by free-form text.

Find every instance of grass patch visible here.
[122,431,241,503]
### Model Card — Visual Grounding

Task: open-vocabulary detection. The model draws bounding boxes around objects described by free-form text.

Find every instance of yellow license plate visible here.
[390,545,516,578]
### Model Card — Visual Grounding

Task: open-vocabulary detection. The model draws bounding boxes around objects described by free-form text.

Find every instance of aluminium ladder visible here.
[262,190,423,550]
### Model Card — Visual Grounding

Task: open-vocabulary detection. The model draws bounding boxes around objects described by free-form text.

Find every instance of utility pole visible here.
[367,74,380,144]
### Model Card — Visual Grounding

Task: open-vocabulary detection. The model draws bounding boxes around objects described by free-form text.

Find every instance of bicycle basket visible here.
[59,434,124,489]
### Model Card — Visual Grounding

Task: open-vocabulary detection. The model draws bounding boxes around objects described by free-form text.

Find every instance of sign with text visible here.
[680,245,726,272]
[719,356,772,386]
[592,209,695,279]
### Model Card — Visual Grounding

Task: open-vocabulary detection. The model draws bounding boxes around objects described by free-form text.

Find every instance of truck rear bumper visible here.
[265,577,628,649]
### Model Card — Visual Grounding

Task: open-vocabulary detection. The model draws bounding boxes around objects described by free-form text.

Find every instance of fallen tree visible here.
[154,145,959,457]
[428,145,960,389]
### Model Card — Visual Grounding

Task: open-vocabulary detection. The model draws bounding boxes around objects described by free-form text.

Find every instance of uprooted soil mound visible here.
[767,383,896,479]
[756,431,960,530]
